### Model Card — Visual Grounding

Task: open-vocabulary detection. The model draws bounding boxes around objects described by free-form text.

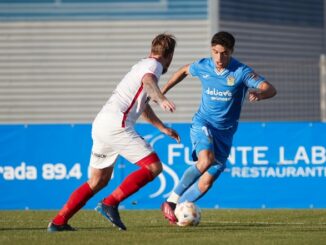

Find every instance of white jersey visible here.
[101,58,163,127]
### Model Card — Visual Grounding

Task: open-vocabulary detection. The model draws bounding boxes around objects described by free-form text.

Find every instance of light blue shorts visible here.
[190,122,237,166]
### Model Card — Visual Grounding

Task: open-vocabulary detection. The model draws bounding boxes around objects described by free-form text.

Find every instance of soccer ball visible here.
[174,201,201,227]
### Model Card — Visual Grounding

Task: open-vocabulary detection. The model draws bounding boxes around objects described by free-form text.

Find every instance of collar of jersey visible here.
[210,57,234,76]
[214,68,228,76]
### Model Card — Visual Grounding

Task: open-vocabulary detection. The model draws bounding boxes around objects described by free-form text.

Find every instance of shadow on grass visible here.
[0,227,46,231]
[0,226,116,232]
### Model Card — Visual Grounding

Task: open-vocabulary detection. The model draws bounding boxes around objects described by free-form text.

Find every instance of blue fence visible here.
[0,122,326,210]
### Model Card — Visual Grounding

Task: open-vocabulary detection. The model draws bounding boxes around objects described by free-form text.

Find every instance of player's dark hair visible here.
[151,33,176,58]
[211,31,235,50]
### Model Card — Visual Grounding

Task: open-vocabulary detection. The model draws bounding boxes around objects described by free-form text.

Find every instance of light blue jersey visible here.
[171,57,268,203]
[189,57,265,166]
[189,57,265,129]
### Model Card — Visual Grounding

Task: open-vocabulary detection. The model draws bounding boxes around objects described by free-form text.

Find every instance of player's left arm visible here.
[141,104,180,143]
[248,81,277,102]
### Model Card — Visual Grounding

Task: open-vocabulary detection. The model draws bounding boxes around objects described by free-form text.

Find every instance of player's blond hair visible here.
[151,33,176,58]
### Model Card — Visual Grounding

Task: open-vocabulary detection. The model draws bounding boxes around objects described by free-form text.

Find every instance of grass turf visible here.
[0,209,326,245]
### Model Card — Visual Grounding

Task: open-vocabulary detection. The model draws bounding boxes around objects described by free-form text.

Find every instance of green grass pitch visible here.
[1,209,326,245]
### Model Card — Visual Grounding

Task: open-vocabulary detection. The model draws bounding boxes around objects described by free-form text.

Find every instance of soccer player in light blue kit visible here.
[161,31,277,224]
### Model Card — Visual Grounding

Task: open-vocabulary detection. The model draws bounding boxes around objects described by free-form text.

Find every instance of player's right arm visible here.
[161,64,190,94]
[142,73,176,112]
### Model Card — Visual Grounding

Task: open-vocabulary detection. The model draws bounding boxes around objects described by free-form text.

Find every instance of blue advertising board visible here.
[0,122,325,210]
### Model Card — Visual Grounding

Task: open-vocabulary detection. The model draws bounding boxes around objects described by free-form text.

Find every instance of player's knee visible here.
[196,155,215,173]
[88,175,109,192]
[146,162,162,177]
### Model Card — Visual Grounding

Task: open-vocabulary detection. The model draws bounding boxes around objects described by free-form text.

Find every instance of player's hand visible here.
[248,90,262,102]
[161,127,180,143]
[160,99,176,112]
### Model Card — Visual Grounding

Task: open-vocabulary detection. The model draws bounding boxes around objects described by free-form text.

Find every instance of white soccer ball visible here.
[174,201,201,227]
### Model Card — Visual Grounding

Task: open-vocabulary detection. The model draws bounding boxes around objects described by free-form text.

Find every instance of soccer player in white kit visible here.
[48,34,180,232]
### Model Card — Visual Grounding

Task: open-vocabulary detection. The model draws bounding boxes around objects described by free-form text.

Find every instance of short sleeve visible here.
[242,66,265,88]
[144,59,163,80]
[189,60,202,77]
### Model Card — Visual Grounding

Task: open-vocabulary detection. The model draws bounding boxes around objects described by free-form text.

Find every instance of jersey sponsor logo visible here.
[205,87,232,101]
[226,76,235,86]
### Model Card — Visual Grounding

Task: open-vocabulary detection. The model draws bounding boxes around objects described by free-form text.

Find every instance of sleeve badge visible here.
[249,71,260,81]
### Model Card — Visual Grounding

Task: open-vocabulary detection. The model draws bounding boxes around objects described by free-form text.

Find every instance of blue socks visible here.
[179,180,203,203]
[174,165,202,196]
[170,163,226,203]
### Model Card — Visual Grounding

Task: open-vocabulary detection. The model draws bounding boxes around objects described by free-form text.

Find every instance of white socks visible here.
[167,192,180,204]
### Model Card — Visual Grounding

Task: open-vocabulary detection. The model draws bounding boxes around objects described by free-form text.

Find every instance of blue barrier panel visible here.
[0,122,325,210]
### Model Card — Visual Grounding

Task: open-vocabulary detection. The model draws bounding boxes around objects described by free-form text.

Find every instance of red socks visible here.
[103,167,154,206]
[52,182,94,225]
[52,153,158,225]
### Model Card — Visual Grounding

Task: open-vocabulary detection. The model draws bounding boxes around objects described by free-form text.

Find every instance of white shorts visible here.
[89,112,154,169]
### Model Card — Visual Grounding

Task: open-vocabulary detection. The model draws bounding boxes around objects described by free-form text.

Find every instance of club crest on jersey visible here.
[226,76,235,86]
